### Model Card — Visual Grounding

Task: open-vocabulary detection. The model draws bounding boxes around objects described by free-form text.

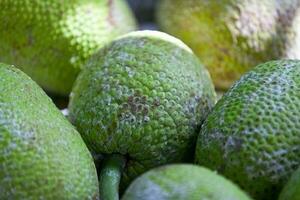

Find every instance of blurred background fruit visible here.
[157,0,300,91]
[0,0,137,96]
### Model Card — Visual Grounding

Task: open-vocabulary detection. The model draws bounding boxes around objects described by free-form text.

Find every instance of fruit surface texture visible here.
[0,63,99,199]
[68,30,216,186]
[195,60,300,200]
[157,0,300,90]
[122,164,251,200]
[279,167,300,200]
[0,0,137,95]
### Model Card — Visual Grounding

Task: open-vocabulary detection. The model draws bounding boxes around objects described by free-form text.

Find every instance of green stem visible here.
[99,154,126,200]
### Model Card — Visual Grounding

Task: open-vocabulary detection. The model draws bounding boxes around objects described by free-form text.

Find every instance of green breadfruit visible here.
[68,30,216,199]
[0,63,99,199]
[122,164,251,200]
[0,0,137,96]
[279,167,300,200]
[195,60,300,200]
[157,0,300,90]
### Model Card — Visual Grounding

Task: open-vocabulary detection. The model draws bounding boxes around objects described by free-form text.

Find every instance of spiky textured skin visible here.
[0,0,137,96]
[122,164,251,200]
[195,60,300,200]
[0,63,99,199]
[279,167,300,200]
[68,31,216,187]
[157,0,300,90]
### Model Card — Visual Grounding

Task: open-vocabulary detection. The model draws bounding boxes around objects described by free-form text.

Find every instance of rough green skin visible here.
[195,60,300,200]
[0,63,99,199]
[122,164,251,200]
[0,0,137,96]
[279,167,300,200]
[68,30,216,187]
[157,0,300,90]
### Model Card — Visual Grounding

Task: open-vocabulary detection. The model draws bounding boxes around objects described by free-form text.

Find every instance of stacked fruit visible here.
[0,1,300,200]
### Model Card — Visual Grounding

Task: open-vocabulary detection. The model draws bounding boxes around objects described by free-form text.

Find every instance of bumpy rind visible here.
[68,30,216,187]
[157,0,300,90]
[0,63,99,199]
[195,60,300,200]
[0,0,137,95]
[122,164,251,200]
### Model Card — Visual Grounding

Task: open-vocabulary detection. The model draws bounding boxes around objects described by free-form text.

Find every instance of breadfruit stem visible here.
[99,154,126,200]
